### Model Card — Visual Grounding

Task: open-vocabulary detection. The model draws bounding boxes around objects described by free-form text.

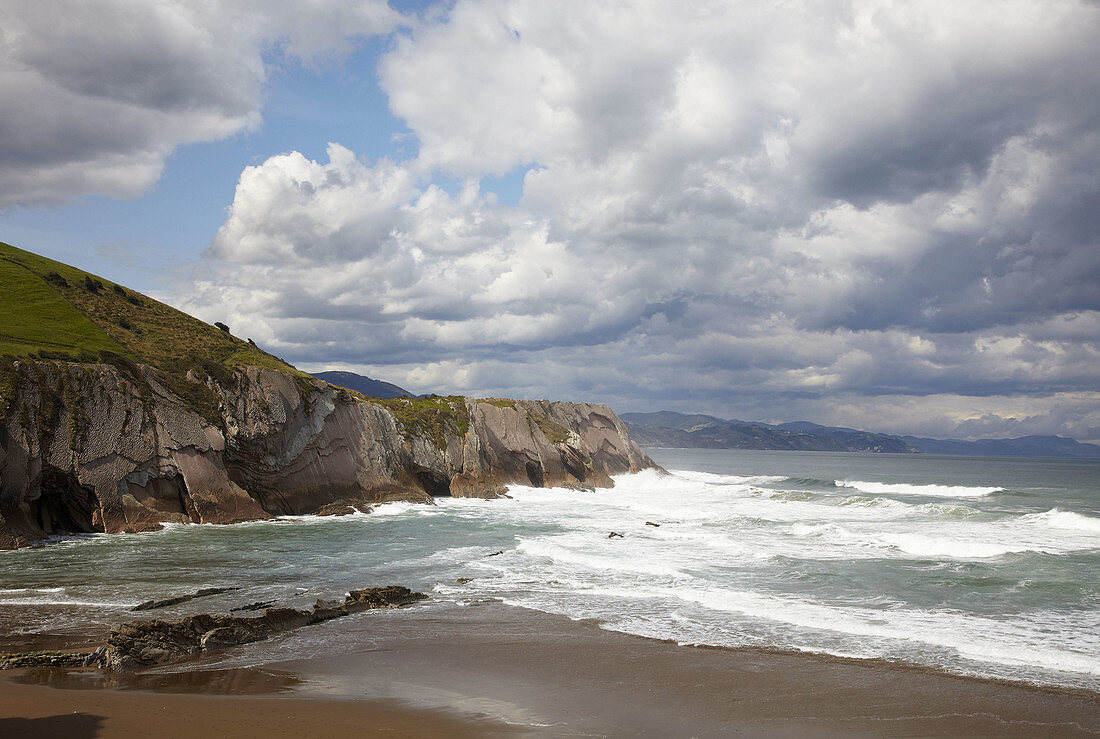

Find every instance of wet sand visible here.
[0,678,517,738]
[4,599,1098,737]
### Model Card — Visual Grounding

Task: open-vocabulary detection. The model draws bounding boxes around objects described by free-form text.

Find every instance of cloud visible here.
[174,0,1100,440]
[0,0,400,207]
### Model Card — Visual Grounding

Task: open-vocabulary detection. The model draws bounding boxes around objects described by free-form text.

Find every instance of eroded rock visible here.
[312,502,372,517]
[88,585,427,670]
[0,651,93,669]
[132,587,241,611]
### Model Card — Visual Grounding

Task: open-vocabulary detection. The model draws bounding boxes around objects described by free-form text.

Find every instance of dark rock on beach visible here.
[0,651,93,669]
[132,587,241,611]
[87,585,427,671]
[229,599,276,613]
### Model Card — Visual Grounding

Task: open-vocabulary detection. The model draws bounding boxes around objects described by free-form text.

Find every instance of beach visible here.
[3,599,1098,737]
[3,450,1099,736]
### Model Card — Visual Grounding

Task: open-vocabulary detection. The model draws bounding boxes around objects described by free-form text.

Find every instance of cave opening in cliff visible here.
[525,461,545,487]
[35,467,100,534]
[414,467,451,497]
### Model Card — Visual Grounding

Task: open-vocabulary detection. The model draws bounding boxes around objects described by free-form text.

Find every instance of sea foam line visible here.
[838,480,1003,497]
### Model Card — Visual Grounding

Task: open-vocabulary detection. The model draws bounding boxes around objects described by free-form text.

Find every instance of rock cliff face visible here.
[0,361,655,547]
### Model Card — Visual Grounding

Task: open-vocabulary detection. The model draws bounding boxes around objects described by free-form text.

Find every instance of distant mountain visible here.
[900,434,1100,459]
[620,412,916,453]
[622,411,1100,458]
[313,371,415,399]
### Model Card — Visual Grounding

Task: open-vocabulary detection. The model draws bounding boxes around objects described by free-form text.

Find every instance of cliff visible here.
[0,361,654,547]
[0,240,656,548]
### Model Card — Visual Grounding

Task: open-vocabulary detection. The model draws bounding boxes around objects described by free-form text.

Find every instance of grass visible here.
[0,241,309,425]
[0,241,302,376]
[0,256,124,359]
[371,396,470,450]
[481,398,518,409]
[532,412,571,444]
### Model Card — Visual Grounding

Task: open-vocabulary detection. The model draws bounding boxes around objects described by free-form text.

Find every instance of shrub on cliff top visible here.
[372,396,470,450]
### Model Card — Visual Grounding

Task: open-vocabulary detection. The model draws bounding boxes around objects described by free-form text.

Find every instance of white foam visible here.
[667,469,788,486]
[1024,508,1100,535]
[0,595,134,607]
[366,501,443,518]
[838,480,1003,497]
[654,585,1100,676]
[515,537,689,579]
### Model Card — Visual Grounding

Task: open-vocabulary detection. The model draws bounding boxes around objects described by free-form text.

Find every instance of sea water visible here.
[2,449,1097,690]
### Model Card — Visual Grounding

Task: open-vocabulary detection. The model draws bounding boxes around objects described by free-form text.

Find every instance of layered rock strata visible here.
[0,585,427,671]
[86,585,427,670]
[0,361,655,546]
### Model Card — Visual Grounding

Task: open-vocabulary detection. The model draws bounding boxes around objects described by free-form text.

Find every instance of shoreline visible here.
[4,600,1097,737]
[7,596,1099,700]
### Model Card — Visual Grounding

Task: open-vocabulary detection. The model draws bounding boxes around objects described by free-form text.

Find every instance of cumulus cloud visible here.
[0,0,399,207]
[176,0,1099,440]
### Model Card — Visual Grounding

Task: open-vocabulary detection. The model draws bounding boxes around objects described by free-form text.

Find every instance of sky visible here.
[1,0,1098,443]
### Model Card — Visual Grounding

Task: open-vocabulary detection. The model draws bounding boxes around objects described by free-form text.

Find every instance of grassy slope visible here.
[0,241,310,422]
[0,257,124,358]
[0,241,298,374]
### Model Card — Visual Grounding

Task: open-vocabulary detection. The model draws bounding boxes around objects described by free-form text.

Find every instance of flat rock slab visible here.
[132,587,241,611]
[88,585,427,670]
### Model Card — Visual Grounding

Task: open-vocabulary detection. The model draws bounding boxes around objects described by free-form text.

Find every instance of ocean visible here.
[2,448,1098,691]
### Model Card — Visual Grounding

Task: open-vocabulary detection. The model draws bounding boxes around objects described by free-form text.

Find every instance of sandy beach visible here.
[3,599,1098,737]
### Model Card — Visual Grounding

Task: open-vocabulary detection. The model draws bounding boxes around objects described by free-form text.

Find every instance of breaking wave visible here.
[837,480,1004,497]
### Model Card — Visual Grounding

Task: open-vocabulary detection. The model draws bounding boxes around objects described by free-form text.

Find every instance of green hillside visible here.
[1,241,296,370]
[0,255,123,359]
[1,241,305,416]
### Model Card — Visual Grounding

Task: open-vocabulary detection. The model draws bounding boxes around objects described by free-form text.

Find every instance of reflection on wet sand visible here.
[14,665,303,695]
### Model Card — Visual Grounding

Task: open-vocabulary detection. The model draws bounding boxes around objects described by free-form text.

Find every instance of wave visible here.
[514,538,689,579]
[0,594,134,607]
[837,480,1003,498]
[1023,509,1100,534]
[666,470,787,487]
[780,476,842,489]
[496,581,1100,682]
[786,522,1064,559]
[650,586,1100,677]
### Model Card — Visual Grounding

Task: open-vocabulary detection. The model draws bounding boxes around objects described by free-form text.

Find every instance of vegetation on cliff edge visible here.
[370,396,471,450]
[0,241,307,425]
[0,241,298,375]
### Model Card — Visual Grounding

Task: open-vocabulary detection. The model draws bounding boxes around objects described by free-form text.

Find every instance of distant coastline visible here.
[623,411,1100,459]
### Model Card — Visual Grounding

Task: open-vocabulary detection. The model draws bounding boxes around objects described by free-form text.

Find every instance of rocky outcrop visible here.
[0,361,656,546]
[0,651,92,669]
[132,587,241,612]
[0,586,421,671]
[86,585,426,670]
